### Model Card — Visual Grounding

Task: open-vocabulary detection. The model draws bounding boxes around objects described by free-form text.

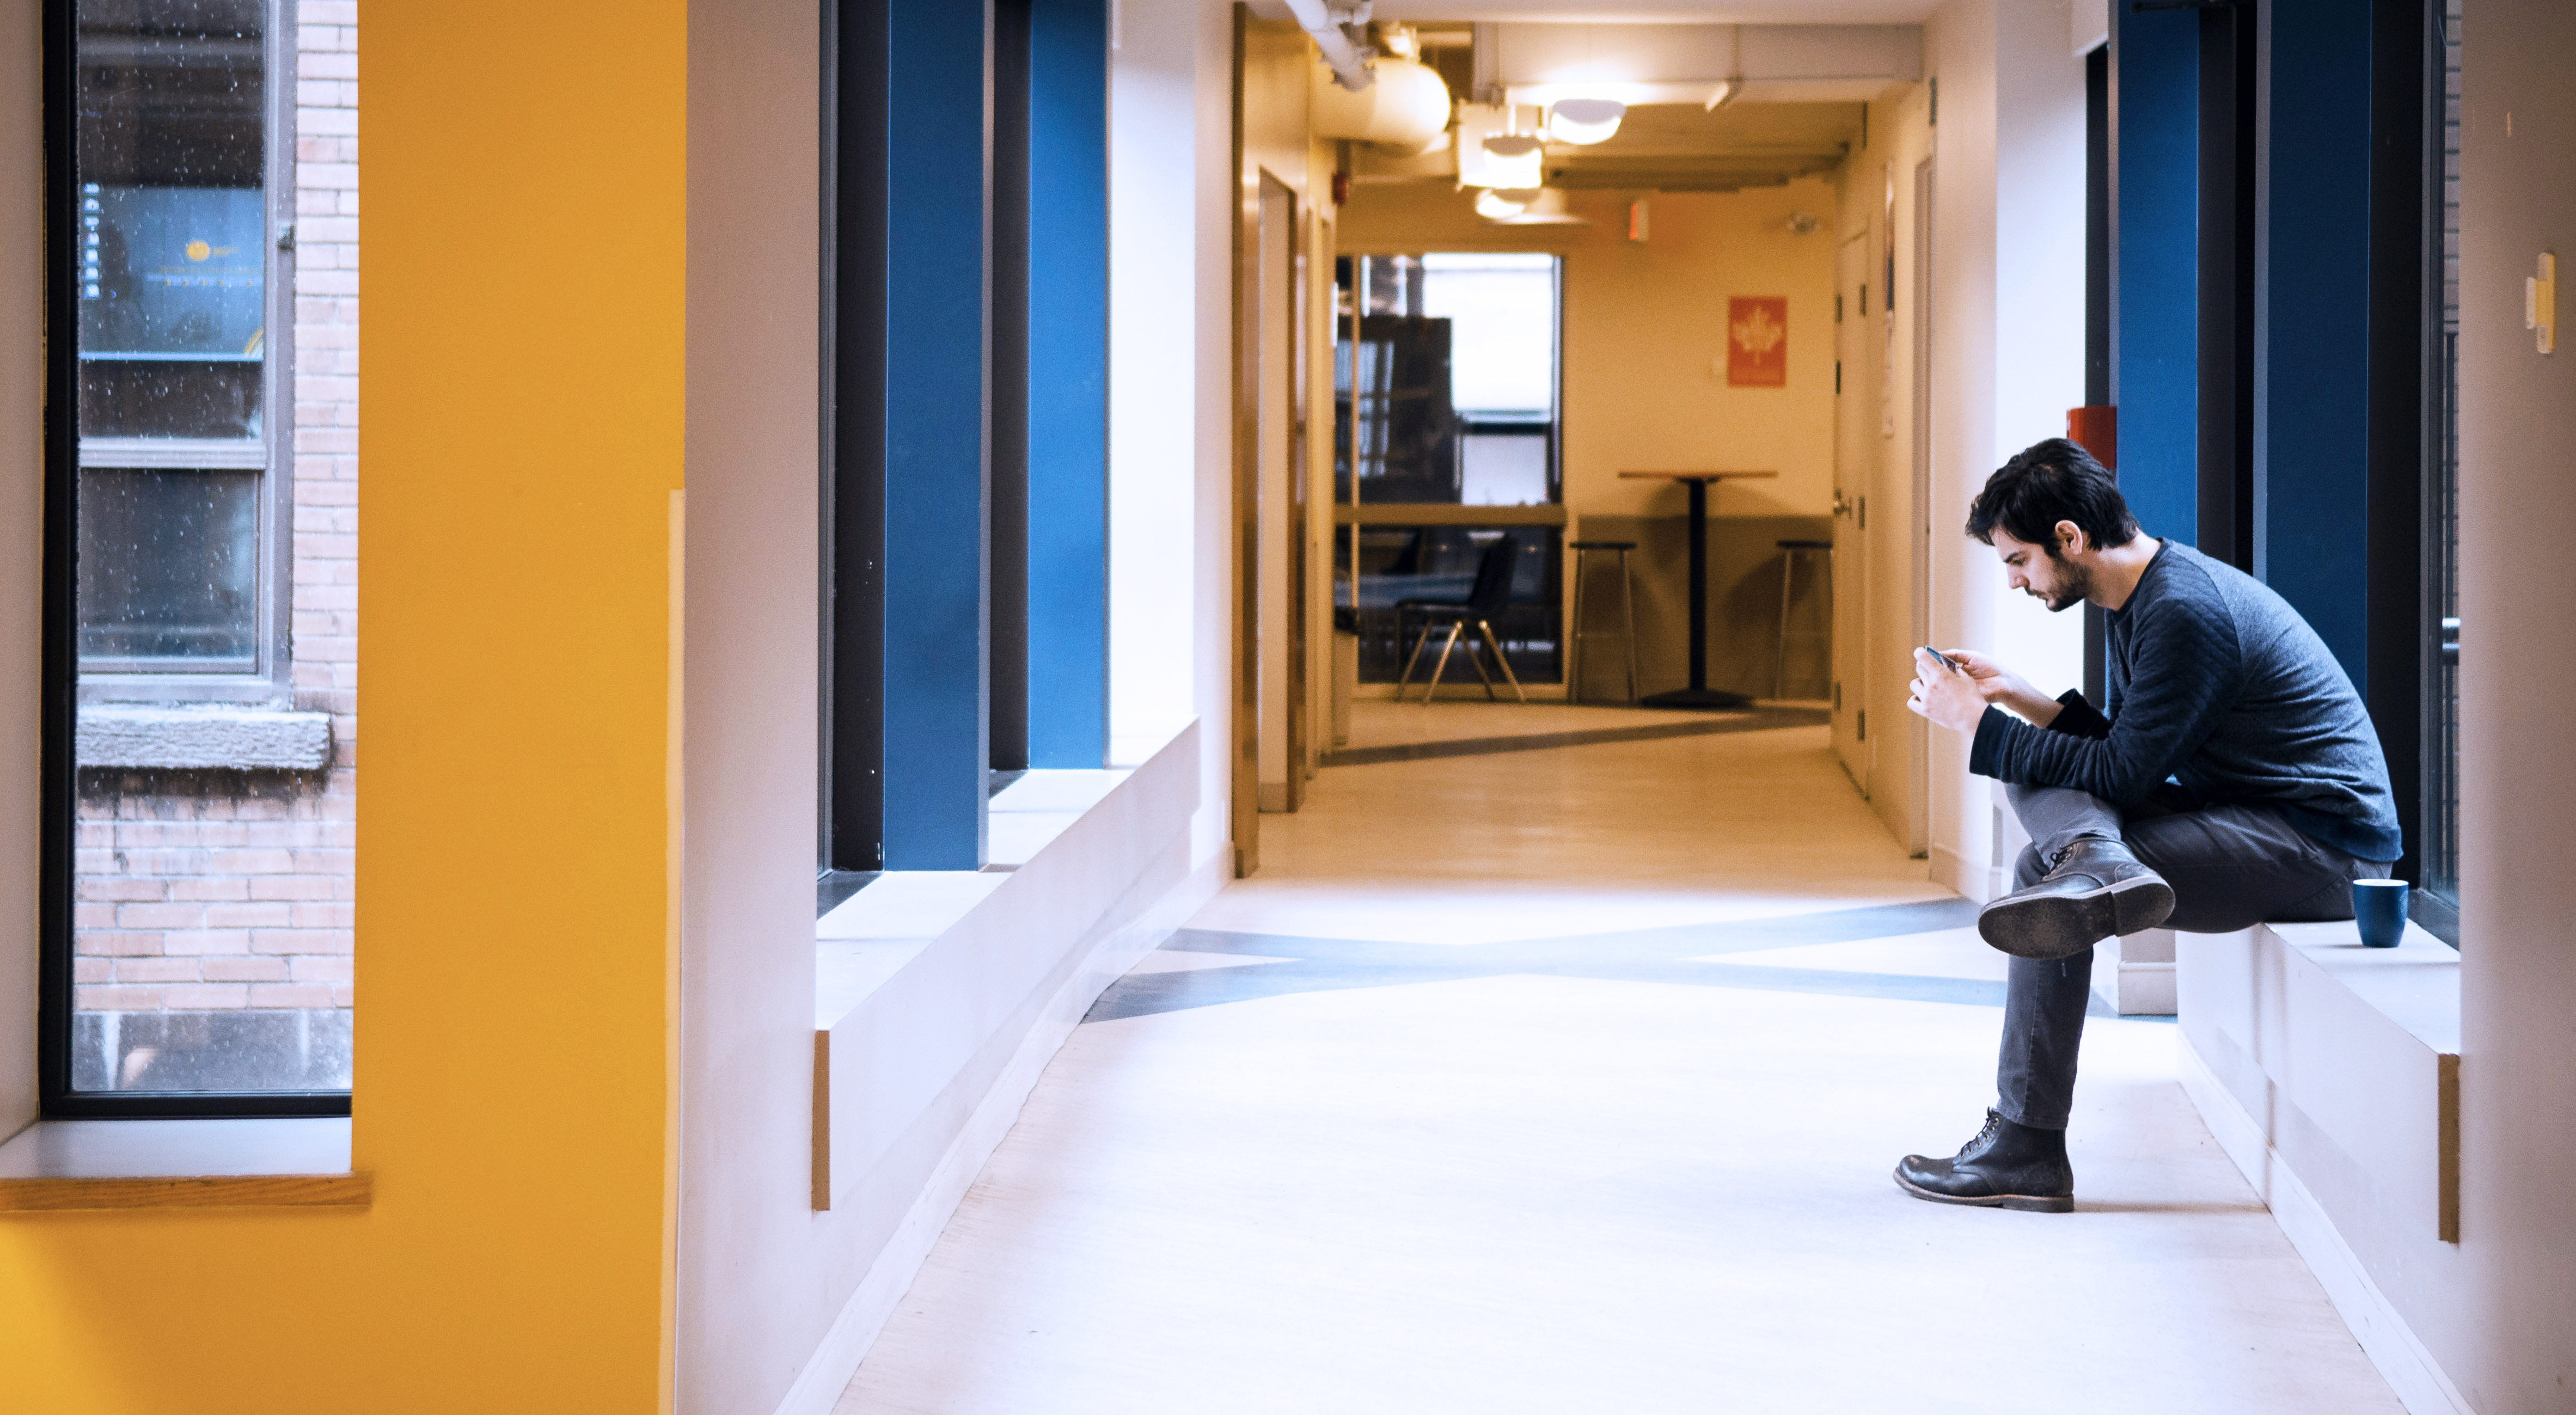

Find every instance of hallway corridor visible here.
[841,715,2402,1412]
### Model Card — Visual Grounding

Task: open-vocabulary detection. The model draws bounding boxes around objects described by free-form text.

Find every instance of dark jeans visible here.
[1993,785,2390,1130]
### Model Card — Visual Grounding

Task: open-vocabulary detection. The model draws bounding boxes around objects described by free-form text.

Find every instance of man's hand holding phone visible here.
[1905,647,2064,733]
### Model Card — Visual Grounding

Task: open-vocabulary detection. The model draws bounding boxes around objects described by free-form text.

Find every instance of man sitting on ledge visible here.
[1894,437,2400,1213]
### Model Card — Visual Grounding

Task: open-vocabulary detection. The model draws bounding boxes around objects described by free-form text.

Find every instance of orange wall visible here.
[0,3,688,1408]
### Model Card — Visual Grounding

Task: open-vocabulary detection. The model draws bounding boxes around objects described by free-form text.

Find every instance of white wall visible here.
[675,1,825,1410]
[1923,0,2087,898]
[1109,0,1234,877]
[2456,1,2576,1407]
[0,0,38,1134]
[669,4,1241,1411]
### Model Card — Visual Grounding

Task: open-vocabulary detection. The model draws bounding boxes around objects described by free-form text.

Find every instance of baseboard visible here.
[2176,1037,2473,1415]
[769,849,1228,1415]
[1352,682,1570,702]
[2089,934,2177,1016]
[1929,846,2003,904]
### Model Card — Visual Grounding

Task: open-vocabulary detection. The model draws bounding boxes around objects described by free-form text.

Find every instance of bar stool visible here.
[1567,540,1640,705]
[1774,539,1833,701]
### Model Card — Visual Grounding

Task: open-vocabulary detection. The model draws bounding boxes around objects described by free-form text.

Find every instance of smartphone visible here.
[1918,646,1963,673]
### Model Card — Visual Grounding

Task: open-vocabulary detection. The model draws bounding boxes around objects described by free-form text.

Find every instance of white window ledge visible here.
[810,724,1202,1210]
[2175,918,2471,1415]
[0,1117,368,1212]
[2179,918,2459,1238]
[812,768,1134,1025]
[78,705,334,771]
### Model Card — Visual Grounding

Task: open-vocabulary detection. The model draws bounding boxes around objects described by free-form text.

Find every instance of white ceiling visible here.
[1244,1,1941,23]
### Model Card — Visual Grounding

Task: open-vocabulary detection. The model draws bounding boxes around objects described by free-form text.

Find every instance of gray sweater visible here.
[1969,540,2402,862]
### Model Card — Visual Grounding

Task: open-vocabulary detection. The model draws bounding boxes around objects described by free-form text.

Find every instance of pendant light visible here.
[1478,106,1543,190]
[1546,98,1625,146]
[1479,134,1543,189]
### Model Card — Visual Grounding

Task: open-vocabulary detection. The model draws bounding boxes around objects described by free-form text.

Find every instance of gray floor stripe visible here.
[1318,707,1832,767]
[1085,897,2169,1024]
[1162,896,1983,965]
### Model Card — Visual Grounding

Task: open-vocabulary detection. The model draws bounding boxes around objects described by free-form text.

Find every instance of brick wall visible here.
[69,4,360,1094]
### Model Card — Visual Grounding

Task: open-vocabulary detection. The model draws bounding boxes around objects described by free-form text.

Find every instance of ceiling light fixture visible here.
[1546,98,1625,145]
[1475,187,1537,220]
[1479,134,1543,190]
[1488,188,1582,226]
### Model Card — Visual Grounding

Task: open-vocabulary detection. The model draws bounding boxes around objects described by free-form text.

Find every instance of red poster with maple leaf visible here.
[1727,296,1789,387]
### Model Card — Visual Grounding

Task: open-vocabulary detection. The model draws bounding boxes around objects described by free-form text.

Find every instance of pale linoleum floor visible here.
[837,716,2403,1414]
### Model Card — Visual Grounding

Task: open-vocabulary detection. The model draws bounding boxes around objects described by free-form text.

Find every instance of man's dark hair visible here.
[1965,438,2139,554]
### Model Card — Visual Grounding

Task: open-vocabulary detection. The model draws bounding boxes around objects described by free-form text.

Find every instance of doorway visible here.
[1830,224,1874,794]
[1906,155,1935,854]
[1255,174,1307,815]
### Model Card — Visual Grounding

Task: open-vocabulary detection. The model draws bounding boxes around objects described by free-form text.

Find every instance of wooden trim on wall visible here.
[0,1171,370,1212]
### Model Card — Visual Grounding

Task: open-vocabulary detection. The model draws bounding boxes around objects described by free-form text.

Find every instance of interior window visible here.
[1334,253,1564,687]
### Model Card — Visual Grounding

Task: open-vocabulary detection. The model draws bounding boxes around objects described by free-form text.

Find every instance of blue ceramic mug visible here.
[2353,878,2410,948]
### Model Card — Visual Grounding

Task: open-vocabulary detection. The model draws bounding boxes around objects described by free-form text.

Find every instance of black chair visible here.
[1393,537,1527,705]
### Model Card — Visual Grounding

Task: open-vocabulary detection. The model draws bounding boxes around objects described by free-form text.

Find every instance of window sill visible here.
[0,1117,368,1212]
[2260,919,2460,1054]
[810,725,1202,1209]
[813,768,1136,1022]
[2176,918,2458,1241]
[76,705,334,770]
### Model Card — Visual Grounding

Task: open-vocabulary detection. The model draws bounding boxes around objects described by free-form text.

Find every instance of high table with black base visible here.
[1617,470,1780,711]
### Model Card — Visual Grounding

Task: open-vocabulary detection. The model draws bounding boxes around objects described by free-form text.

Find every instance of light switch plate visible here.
[2526,253,2556,354]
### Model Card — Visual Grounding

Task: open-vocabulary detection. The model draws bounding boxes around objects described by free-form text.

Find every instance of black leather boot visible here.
[1977,836,2174,960]
[1893,1110,2075,1213]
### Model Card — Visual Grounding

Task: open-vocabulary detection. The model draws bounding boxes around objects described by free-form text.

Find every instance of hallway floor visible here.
[839,714,2403,1413]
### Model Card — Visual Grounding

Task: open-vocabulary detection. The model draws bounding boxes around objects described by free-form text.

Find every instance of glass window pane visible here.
[2423,0,2463,920]
[77,0,267,439]
[76,467,259,665]
[1422,253,1557,422]
[60,1,342,1102]
[1335,253,1562,507]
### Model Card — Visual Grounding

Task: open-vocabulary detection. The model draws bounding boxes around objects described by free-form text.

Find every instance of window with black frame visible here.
[48,1,348,1112]
[2419,0,2463,942]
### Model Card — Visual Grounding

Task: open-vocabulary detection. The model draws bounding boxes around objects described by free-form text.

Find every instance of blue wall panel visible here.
[2112,7,2200,544]
[2256,0,2376,689]
[883,0,990,869]
[1024,0,1109,768]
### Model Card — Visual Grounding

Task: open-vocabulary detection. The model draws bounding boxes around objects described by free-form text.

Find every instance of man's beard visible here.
[2041,558,2094,612]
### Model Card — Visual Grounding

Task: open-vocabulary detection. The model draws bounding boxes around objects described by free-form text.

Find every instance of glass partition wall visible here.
[1334,253,1565,685]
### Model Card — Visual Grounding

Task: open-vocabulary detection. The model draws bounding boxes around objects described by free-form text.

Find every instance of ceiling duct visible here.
[1281,0,1375,91]
[1490,22,1923,109]
[1311,54,1453,151]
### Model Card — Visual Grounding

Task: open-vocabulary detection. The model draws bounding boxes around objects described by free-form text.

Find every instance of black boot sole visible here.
[1975,876,2175,960]
[1892,1166,2075,1214]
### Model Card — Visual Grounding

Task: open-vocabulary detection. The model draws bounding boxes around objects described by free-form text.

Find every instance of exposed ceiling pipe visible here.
[1282,0,1374,91]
